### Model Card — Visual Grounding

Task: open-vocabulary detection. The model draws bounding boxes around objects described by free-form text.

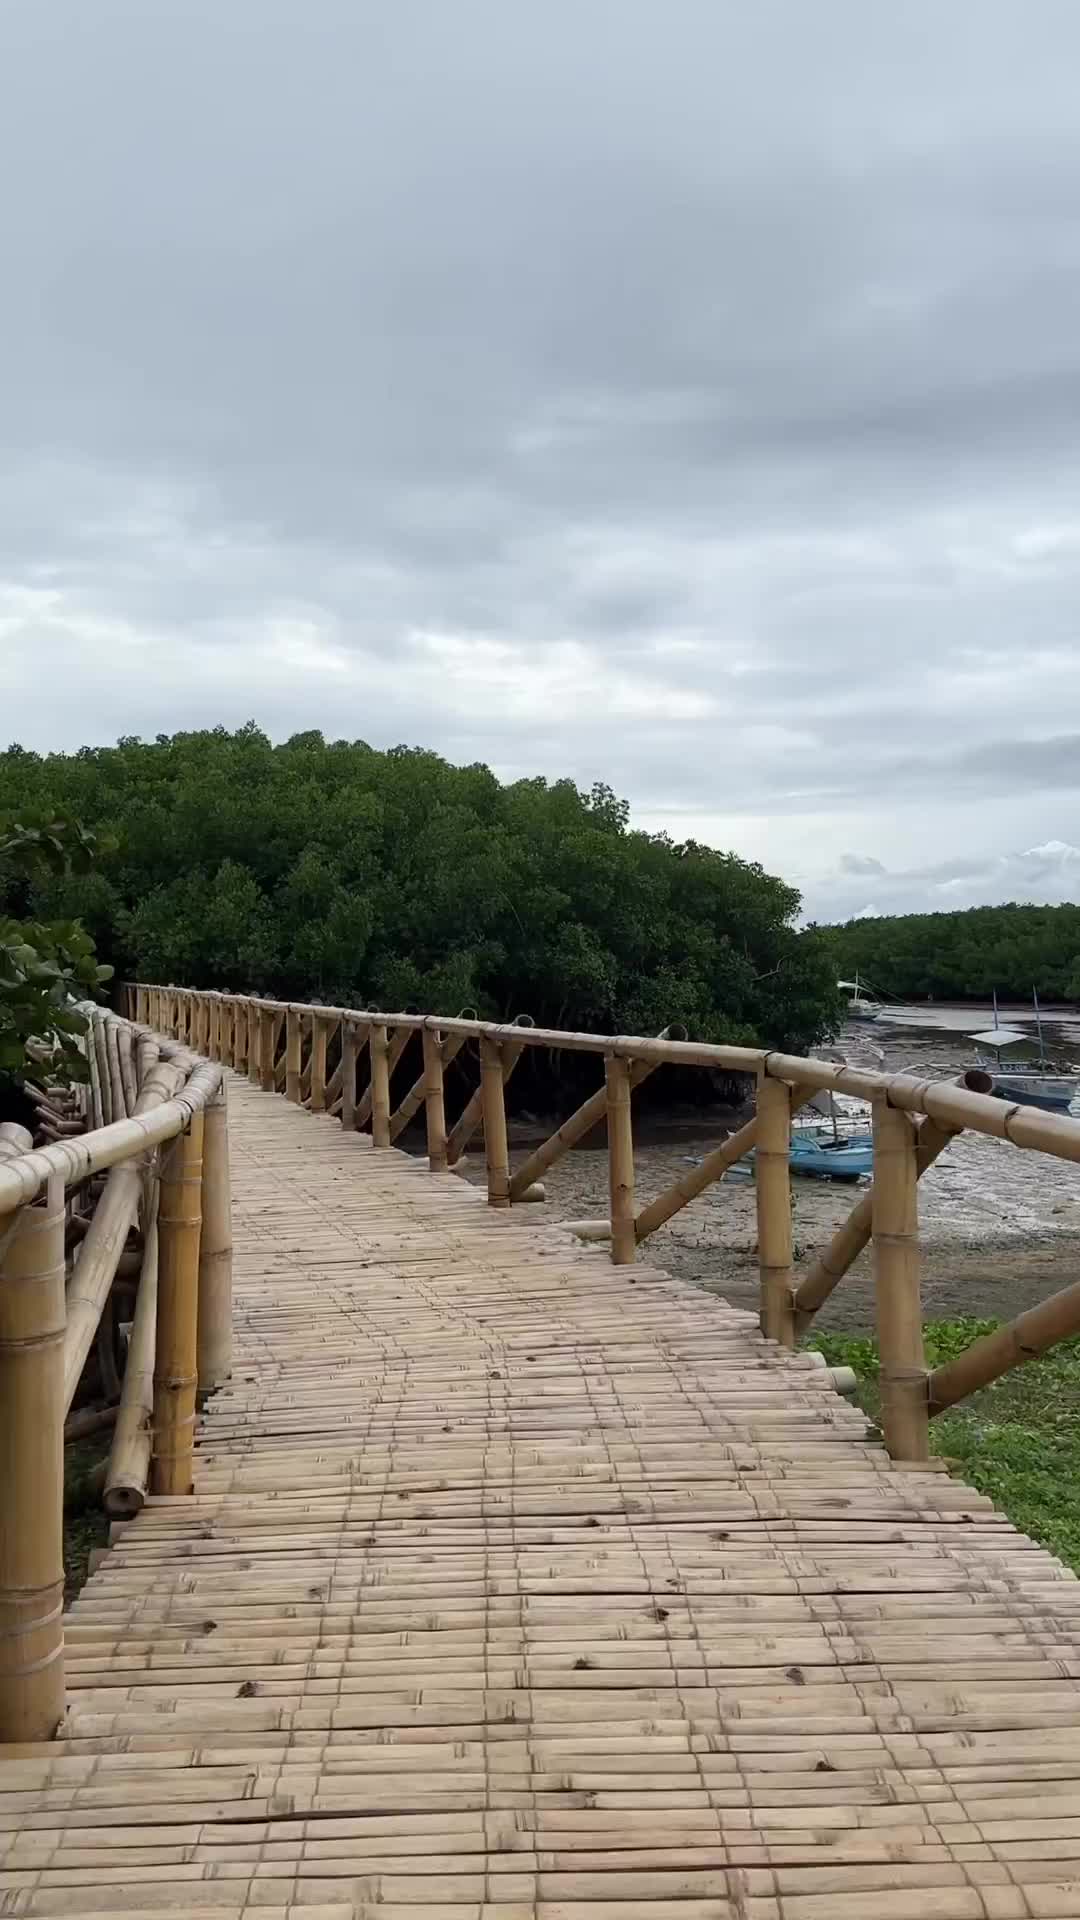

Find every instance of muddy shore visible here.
[460,1010,1080,1332]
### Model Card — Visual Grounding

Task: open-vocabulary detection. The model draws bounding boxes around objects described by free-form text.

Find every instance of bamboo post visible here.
[605,1053,635,1264]
[873,1096,929,1460]
[310,1015,328,1113]
[793,1117,956,1334]
[0,1176,66,1742]
[234,998,249,1072]
[259,1008,278,1093]
[152,1112,204,1495]
[196,1088,232,1392]
[340,1021,360,1131]
[104,1179,158,1520]
[756,1071,795,1347]
[93,1014,112,1126]
[391,1032,467,1142]
[247,1003,262,1086]
[635,1089,816,1245]
[104,1018,126,1119]
[480,1037,510,1207]
[370,1026,392,1148]
[285,1008,303,1103]
[355,1025,411,1130]
[422,1027,448,1172]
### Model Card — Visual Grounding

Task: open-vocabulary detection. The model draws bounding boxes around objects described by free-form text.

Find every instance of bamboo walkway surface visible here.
[4,1076,1080,1919]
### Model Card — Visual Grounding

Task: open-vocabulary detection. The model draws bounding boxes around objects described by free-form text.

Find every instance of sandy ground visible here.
[459,1011,1080,1332]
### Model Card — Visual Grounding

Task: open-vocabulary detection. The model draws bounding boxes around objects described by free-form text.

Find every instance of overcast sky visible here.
[2,2,1080,921]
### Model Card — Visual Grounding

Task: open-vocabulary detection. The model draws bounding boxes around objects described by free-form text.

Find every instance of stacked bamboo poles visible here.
[151,1112,204,1495]
[755,1071,795,1346]
[873,1097,929,1460]
[0,1176,66,1742]
[605,1054,635,1263]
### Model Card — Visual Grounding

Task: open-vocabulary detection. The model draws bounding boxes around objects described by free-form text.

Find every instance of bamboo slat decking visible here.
[4,1074,1080,1918]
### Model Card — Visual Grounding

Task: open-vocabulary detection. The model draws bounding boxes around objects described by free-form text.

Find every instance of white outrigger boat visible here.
[838,975,883,1022]
[970,990,1080,1114]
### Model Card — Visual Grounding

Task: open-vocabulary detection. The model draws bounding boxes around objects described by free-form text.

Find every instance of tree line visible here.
[0,727,842,1079]
[825,902,1080,1003]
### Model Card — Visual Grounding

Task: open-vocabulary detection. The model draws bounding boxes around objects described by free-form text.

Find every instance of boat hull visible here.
[991,1078,1077,1113]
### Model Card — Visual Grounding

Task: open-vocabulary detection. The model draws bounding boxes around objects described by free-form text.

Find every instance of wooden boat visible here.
[971,990,1080,1114]
[838,975,882,1021]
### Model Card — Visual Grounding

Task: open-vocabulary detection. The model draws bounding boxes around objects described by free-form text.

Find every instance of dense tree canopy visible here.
[0,814,113,1088]
[826,903,1080,1003]
[0,726,841,1056]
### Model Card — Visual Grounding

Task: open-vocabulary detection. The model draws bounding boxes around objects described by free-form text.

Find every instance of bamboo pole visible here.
[605,1054,635,1264]
[285,1007,302,1103]
[152,1112,204,1496]
[61,1055,186,1417]
[480,1037,510,1207]
[310,1014,328,1113]
[873,1096,929,1461]
[370,1026,391,1148]
[259,1008,278,1093]
[391,1032,467,1142]
[92,1013,112,1126]
[234,997,249,1072]
[422,1027,448,1172]
[104,1016,126,1119]
[634,1088,816,1244]
[755,1071,795,1347]
[447,1040,523,1169]
[929,1277,1080,1413]
[793,1117,956,1334]
[340,1021,362,1131]
[0,1176,66,1742]
[104,1180,158,1520]
[507,1024,682,1201]
[355,1024,412,1131]
[247,1002,262,1086]
[196,1088,232,1392]
[116,1024,139,1114]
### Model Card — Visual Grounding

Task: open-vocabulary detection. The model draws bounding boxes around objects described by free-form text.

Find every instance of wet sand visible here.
[462,1008,1080,1332]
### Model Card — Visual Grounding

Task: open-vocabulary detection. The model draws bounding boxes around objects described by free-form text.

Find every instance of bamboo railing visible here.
[129,982,1080,1479]
[0,1003,231,1742]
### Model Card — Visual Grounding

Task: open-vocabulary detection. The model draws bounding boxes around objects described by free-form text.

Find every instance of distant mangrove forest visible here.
[826,903,1080,1004]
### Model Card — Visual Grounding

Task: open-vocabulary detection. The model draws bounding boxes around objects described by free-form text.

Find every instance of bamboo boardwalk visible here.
[4,1075,1080,1918]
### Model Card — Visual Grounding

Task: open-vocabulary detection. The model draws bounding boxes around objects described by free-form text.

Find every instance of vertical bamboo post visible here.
[873,1096,929,1461]
[196,1088,232,1393]
[0,1177,66,1743]
[235,998,249,1072]
[152,1113,204,1495]
[259,1009,277,1093]
[370,1026,392,1147]
[605,1054,636,1264]
[341,1021,358,1131]
[285,1008,302,1103]
[756,1071,795,1345]
[247,1004,262,1086]
[422,1027,448,1172]
[480,1037,511,1207]
[310,1015,328,1113]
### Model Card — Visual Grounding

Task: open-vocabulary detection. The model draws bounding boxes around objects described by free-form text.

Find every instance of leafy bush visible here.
[0,815,113,1084]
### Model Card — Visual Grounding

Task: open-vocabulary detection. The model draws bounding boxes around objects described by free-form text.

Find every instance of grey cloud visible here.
[2,1,1080,909]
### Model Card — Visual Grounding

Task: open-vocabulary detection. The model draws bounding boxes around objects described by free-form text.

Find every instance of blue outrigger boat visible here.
[741,1092,874,1182]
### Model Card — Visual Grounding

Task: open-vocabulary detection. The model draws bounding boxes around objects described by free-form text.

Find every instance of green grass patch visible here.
[64,1440,109,1600]
[809,1317,1080,1576]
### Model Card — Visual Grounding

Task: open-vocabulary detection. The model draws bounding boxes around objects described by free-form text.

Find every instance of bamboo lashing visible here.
[422,1027,448,1172]
[196,1086,233,1391]
[479,1036,510,1206]
[151,1111,204,1495]
[0,1176,66,1742]
[605,1053,635,1263]
[755,1069,795,1347]
[873,1096,929,1461]
[793,1116,956,1334]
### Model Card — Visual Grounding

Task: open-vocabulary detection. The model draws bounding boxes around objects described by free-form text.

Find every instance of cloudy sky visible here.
[2,1,1080,921]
